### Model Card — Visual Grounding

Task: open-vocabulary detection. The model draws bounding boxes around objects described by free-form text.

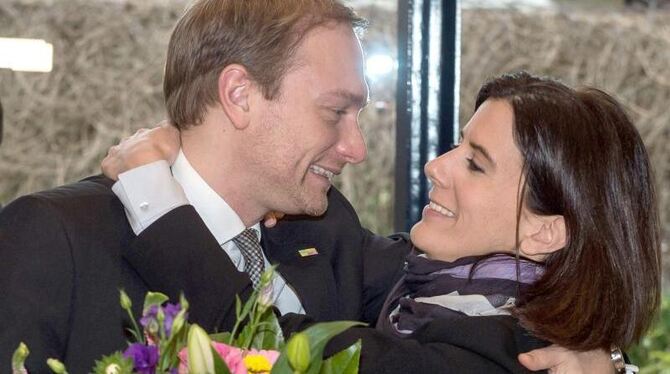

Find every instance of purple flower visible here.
[162,303,182,336]
[123,343,159,374]
[140,303,184,337]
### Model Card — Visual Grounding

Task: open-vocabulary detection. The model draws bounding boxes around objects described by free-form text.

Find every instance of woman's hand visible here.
[262,211,286,228]
[519,345,614,373]
[101,121,180,181]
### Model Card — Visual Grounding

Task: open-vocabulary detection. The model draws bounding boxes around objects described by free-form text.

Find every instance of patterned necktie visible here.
[233,228,265,289]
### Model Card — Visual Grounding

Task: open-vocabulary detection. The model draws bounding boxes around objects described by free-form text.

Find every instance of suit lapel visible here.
[262,221,338,321]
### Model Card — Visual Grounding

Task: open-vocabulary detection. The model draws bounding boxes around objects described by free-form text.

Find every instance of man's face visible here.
[245,23,369,216]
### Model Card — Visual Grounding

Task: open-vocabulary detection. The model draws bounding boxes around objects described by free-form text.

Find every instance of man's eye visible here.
[324,109,346,124]
[466,157,484,173]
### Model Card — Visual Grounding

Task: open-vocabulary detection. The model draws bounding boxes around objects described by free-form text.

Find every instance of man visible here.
[0,0,613,372]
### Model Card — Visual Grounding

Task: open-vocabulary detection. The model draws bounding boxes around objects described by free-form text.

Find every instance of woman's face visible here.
[410,99,526,262]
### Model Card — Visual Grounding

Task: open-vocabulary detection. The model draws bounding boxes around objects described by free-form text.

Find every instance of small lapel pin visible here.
[298,247,319,257]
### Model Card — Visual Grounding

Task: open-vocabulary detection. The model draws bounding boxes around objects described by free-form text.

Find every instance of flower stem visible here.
[126,308,145,345]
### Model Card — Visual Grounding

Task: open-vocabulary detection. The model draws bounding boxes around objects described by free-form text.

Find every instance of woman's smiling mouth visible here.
[428,200,456,217]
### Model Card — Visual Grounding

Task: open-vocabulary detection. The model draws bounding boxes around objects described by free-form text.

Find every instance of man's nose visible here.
[337,118,367,164]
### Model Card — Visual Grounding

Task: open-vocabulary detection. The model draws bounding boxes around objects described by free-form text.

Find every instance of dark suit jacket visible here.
[0,175,409,373]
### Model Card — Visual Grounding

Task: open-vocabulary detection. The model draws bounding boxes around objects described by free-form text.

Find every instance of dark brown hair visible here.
[164,0,366,129]
[475,71,661,350]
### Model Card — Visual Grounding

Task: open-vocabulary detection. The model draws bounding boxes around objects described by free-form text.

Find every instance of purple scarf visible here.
[376,252,544,337]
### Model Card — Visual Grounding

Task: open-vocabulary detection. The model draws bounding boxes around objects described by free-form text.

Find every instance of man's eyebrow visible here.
[318,90,369,108]
[460,130,496,167]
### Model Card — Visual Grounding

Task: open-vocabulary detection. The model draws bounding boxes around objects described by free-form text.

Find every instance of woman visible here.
[375,71,660,360]
[102,71,660,373]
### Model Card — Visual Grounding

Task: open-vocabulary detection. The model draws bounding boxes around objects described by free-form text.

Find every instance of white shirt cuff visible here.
[111,160,189,235]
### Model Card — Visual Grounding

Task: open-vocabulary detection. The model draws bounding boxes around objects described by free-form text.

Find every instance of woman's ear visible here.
[519,214,566,261]
[217,64,252,130]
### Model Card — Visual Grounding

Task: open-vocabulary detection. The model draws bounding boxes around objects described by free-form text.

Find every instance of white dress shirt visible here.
[112,150,305,315]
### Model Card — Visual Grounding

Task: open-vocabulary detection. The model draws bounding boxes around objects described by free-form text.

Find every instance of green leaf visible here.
[234,289,265,348]
[271,321,365,374]
[235,295,242,318]
[210,332,233,343]
[229,292,256,345]
[158,318,190,371]
[303,321,364,374]
[320,340,362,374]
[211,346,232,374]
[251,321,284,351]
[239,291,256,320]
[250,309,284,350]
[270,352,292,374]
[143,291,169,314]
[169,309,188,341]
[179,292,190,312]
[236,321,253,347]
[124,327,144,346]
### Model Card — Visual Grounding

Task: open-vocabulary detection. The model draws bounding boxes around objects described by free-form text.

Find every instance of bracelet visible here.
[610,346,639,374]
[611,346,626,372]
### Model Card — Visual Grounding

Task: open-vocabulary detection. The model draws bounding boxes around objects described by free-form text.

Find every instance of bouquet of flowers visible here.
[11,267,363,374]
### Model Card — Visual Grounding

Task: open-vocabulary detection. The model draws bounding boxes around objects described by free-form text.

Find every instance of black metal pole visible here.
[395,0,460,233]
[0,97,3,146]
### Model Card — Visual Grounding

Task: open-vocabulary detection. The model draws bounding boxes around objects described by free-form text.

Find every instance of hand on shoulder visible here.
[519,345,614,374]
[101,121,180,180]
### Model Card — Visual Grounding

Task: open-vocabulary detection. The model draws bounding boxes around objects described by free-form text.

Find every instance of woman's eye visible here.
[466,157,484,173]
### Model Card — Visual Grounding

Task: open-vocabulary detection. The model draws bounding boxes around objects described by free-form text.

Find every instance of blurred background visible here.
[0,0,668,369]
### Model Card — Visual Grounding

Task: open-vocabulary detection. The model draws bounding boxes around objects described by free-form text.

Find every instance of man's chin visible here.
[303,201,328,217]
[300,192,329,217]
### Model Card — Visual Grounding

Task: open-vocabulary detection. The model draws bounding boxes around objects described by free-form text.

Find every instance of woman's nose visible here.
[425,151,453,189]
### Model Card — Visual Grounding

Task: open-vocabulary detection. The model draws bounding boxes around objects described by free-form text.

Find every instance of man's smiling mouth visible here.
[309,165,335,182]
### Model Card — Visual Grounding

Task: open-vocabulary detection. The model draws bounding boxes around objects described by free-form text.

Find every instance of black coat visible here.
[0,175,409,373]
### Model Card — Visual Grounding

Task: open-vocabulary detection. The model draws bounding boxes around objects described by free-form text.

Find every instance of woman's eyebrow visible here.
[469,141,496,168]
[460,130,496,167]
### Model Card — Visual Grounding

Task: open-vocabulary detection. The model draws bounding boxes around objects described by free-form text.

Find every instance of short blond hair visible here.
[164,0,367,129]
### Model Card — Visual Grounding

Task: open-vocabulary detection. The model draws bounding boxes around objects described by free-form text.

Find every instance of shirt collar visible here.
[171,149,261,245]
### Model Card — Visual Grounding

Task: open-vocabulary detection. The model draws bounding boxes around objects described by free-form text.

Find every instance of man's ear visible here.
[519,214,566,260]
[218,64,253,130]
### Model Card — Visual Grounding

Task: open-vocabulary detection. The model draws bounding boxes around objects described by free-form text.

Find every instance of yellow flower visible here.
[243,353,273,373]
